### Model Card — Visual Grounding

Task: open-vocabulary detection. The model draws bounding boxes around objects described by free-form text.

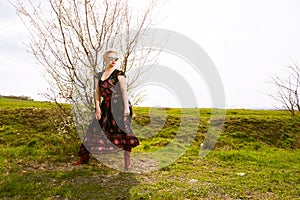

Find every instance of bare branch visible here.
[269,61,300,115]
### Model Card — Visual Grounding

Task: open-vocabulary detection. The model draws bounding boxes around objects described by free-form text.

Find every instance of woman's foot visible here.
[124,164,131,170]
[72,154,90,165]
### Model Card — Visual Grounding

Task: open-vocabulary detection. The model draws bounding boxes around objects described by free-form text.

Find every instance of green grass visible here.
[0,97,299,199]
[0,97,54,109]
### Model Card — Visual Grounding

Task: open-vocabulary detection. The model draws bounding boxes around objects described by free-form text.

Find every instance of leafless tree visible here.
[270,62,300,116]
[11,0,163,136]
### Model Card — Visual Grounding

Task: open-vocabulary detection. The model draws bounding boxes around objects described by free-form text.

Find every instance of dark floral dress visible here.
[78,69,139,155]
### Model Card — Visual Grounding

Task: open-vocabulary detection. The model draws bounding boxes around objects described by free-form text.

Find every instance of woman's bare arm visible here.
[118,75,130,116]
[94,78,101,120]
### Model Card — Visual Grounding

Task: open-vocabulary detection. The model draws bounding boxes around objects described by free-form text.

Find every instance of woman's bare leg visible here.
[124,147,132,170]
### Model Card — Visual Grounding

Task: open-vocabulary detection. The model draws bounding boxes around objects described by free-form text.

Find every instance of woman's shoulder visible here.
[115,69,126,78]
[94,71,104,79]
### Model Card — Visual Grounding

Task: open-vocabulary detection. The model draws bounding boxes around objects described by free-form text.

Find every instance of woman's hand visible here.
[124,107,130,116]
[96,109,102,120]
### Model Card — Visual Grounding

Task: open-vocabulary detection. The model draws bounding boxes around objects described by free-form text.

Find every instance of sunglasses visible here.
[107,57,119,62]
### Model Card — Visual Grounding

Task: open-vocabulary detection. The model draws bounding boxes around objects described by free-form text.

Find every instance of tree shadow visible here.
[70,161,140,200]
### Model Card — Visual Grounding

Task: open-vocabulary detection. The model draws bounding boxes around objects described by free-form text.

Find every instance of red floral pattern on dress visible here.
[80,69,139,154]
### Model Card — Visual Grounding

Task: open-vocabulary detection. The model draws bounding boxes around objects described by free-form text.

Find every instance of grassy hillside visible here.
[0,97,299,199]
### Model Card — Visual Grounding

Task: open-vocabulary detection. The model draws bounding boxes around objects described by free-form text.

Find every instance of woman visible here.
[73,50,139,170]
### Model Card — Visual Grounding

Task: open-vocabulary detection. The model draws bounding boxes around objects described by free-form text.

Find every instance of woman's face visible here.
[105,52,119,67]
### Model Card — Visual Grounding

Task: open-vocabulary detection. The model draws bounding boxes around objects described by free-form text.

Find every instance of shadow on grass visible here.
[69,169,140,200]
[0,163,140,200]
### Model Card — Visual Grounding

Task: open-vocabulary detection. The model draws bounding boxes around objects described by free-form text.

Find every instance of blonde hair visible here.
[103,50,118,60]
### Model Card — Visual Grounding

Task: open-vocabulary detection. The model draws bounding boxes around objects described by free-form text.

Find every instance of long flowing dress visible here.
[78,69,139,156]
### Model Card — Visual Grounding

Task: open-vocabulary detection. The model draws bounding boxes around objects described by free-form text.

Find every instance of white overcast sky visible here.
[1,0,300,109]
